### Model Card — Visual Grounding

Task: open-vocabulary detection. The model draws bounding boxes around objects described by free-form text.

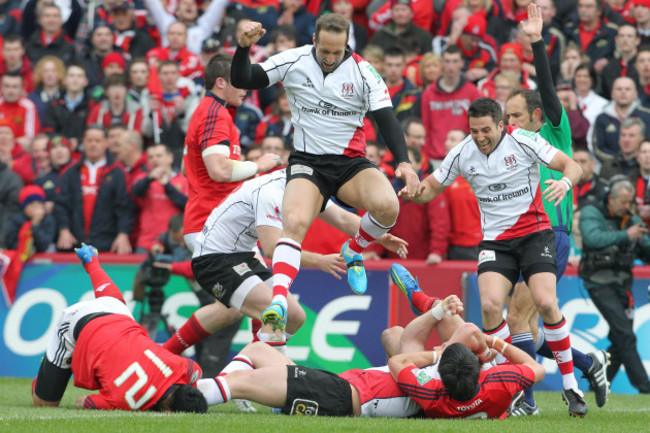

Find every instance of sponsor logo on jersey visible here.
[469,166,477,176]
[341,82,354,99]
[488,183,507,192]
[477,186,529,203]
[232,263,252,276]
[302,77,314,88]
[478,250,496,265]
[266,214,283,223]
[413,369,433,385]
[457,398,483,412]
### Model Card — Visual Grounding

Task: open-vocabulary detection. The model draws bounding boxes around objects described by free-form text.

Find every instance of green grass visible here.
[1,378,648,433]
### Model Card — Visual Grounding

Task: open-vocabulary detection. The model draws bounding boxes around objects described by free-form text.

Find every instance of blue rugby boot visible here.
[390,263,423,315]
[340,240,367,295]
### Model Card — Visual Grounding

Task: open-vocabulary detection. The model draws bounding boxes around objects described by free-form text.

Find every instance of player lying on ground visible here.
[32,244,208,412]
[389,263,610,415]
[197,272,544,418]
[163,169,408,356]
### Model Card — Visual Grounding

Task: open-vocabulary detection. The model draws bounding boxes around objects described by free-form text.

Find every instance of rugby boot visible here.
[390,263,423,315]
[340,240,367,295]
[584,350,610,408]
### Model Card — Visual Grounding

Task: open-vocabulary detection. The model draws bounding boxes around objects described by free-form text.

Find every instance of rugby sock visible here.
[484,320,512,365]
[84,260,125,304]
[512,333,537,406]
[347,212,393,254]
[163,313,210,355]
[271,238,301,311]
[536,326,593,373]
[258,331,287,356]
[543,317,578,390]
[218,355,255,376]
[197,377,230,405]
[415,294,440,315]
[251,319,262,343]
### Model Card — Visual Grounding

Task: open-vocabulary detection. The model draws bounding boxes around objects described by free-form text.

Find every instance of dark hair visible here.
[168,384,208,413]
[618,22,638,38]
[400,116,424,134]
[443,44,463,57]
[314,14,350,44]
[205,53,233,91]
[104,73,127,88]
[158,60,179,72]
[107,123,128,132]
[84,124,107,137]
[2,34,24,47]
[574,62,597,87]
[168,213,184,232]
[508,88,544,117]
[438,343,481,401]
[1,71,22,82]
[384,45,406,60]
[468,97,503,125]
[67,61,88,77]
[270,25,298,44]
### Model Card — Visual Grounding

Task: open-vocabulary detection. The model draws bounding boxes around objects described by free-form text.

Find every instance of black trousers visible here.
[588,284,650,390]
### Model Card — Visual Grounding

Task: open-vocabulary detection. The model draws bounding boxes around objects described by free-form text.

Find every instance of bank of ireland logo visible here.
[341,82,354,99]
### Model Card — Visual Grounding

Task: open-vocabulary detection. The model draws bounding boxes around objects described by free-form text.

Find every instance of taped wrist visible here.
[230,160,258,181]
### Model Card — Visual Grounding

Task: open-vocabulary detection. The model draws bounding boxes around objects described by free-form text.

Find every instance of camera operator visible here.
[579,176,650,393]
[133,214,242,378]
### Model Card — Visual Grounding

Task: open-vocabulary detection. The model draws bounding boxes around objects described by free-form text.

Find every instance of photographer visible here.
[579,177,650,393]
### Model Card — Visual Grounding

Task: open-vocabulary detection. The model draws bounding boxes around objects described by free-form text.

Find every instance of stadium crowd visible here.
[0,0,649,262]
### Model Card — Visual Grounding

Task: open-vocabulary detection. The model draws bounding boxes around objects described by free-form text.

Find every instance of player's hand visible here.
[395,162,421,198]
[627,224,648,241]
[521,3,543,42]
[238,21,266,47]
[318,254,347,279]
[110,233,132,255]
[542,179,568,207]
[376,233,408,259]
[426,253,442,265]
[434,294,464,316]
[76,395,87,409]
[478,347,497,364]
[256,152,283,173]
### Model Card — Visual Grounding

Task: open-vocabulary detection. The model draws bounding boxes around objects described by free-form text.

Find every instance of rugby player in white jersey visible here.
[401,97,589,417]
[230,14,419,329]
[166,169,408,354]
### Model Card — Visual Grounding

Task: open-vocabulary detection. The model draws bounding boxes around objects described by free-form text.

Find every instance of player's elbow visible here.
[206,165,231,183]
[531,362,546,384]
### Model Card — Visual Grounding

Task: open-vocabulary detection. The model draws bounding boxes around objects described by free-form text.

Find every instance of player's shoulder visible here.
[509,127,541,143]
[267,45,312,64]
[251,169,287,195]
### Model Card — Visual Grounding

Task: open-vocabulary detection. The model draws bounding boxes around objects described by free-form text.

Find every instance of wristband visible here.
[432,350,439,365]
[481,347,492,360]
[230,160,258,181]
[560,177,572,191]
[431,302,445,320]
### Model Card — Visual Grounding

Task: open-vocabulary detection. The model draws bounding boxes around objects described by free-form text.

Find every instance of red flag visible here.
[0,221,34,305]
[146,62,163,143]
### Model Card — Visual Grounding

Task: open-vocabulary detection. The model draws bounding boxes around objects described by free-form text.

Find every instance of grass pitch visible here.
[1,378,648,433]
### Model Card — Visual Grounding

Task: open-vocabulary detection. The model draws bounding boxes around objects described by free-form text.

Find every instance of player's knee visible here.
[287,306,306,331]
[369,197,399,225]
[481,298,503,322]
[381,326,403,347]
[282,211,312,240]
[534,296,558,318]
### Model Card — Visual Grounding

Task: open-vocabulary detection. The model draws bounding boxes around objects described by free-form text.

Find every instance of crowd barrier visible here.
[1,254,648,394]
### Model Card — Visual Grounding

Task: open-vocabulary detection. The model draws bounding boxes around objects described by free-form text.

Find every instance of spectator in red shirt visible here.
[86,74,144,132]
[0,35,34,93]
[54,126,134,253]
[147,21,204,83]
[132,143,188,252]
[442,129,482,260]
[0,119,31,185]
[0,73,40,149]
[478,42,537,99]
[24,2,76,66]
[565,0,617,74]
[11,133,51,187]
[5,184,56,252]
[106,123,128,161]
[421,45,480,161]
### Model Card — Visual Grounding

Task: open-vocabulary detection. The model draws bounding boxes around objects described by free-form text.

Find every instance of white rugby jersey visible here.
[260,45,393,157]
[433,129,558,241]
[194,170,287,257]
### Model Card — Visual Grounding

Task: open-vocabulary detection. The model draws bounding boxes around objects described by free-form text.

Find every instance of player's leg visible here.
[506,280,540,413]
[337,168,399,294]
[75,243,125,303]
[478,271,515,364]
[389,263,440,315]
[266,177,323,323]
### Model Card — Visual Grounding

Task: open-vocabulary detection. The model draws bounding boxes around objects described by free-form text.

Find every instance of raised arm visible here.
[523,3,563,127]
[231,22,271,90]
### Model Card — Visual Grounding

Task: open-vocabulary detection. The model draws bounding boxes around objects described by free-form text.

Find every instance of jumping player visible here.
[231,14,419,328]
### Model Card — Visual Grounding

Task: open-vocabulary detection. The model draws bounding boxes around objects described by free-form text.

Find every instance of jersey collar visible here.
[205,91,228,107]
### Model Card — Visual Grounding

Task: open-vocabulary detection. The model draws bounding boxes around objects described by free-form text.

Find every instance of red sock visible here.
[251,319,262,342]
[272,238,301,299]
[163,313,210,354]
[84,260,125,304]
[544,317,577,389]
[412,293,440,314]
[348,213,392,254]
